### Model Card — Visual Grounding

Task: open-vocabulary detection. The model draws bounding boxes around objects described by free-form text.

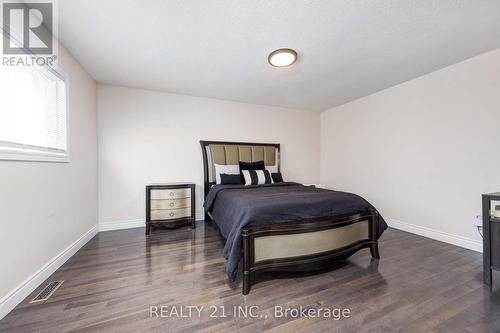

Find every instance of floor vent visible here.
[30,280,64,303]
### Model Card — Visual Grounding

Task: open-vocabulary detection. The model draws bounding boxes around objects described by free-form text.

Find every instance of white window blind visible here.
[0,65,68,162]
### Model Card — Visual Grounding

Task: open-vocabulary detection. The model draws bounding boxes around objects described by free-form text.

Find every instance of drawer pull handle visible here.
[169,192,174,197]
[169,212,175,217]
[169,202,174,207]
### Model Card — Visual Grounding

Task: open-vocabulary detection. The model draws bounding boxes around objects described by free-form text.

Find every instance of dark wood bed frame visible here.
[200,140,380,294]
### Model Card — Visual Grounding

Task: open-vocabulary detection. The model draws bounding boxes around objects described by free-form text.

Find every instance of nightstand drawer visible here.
[150,188,191,199]
[150,208,191,221]
[150,198,191,209]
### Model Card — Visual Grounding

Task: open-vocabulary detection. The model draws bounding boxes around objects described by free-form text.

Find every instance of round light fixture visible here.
[268,48,297,67]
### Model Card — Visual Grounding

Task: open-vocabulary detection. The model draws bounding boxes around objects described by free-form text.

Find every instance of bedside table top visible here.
[483,192,500,200]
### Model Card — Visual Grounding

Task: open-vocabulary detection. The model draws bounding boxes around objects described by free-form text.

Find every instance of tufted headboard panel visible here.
[200,140,280,197]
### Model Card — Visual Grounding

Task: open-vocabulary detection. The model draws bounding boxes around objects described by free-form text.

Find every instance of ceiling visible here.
[59,0,500,111]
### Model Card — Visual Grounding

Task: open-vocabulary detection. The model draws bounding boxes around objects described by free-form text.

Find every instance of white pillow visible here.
[214,164,240,184]
[266,165,278,173]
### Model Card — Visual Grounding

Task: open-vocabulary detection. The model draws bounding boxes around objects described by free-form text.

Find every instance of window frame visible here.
[0,65,70,163]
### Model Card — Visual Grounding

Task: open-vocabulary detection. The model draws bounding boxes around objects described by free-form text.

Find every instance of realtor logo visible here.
[1,0,58,66]
[2,1,53,54]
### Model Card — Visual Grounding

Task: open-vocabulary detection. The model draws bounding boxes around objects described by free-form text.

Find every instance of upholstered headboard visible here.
[200,140,280,198]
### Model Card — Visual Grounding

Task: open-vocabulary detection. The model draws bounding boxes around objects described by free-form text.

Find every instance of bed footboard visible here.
[241,212,380,295]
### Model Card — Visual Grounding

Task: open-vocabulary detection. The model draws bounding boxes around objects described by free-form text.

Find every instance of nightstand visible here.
[483,192,500,285]
[146,183,195,235]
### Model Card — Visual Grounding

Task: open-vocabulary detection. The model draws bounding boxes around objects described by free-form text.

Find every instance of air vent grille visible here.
[30,280,64,303]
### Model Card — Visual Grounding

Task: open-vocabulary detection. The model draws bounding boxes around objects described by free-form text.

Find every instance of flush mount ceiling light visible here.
[268,48,298,67]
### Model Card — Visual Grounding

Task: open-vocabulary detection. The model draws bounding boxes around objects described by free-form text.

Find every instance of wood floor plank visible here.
[0,222,499,333]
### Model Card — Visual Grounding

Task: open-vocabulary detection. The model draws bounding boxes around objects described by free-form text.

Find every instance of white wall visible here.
[0,46,98,300]
[321,48,500,244]
[98,85,320,225]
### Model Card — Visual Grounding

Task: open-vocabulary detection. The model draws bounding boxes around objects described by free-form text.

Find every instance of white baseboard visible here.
[195,212,204,221]
[0,225,98,320]
[386,218,482,253]
[98,212,205,232]
[98,219,144,232]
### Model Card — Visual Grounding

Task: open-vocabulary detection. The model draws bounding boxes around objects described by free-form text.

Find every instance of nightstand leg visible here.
[484,267,492,285]
[370,242,380,259]
[191,219,196,229]
[146,224,151,236]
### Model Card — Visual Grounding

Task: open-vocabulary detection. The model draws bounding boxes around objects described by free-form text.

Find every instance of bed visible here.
[200,140,387,294]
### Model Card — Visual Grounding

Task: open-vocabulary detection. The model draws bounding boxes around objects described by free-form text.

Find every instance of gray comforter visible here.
[204,182,388,279]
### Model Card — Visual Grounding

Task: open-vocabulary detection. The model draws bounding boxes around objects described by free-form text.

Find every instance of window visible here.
[0,65,68,162]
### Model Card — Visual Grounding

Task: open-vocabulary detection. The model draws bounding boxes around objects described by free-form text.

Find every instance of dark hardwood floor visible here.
[1,222,499,333]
